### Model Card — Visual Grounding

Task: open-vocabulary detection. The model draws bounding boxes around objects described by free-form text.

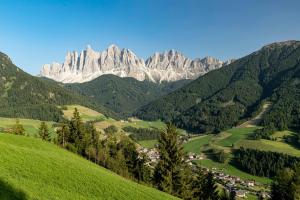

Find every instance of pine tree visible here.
[84,122,99,161]
[153,123,186,198]
[12,119,25,135]
[69,108,85,153]
[202,172,219,200]
[56,123,70,147]
[38,122,51,141]
[271,168,294,200]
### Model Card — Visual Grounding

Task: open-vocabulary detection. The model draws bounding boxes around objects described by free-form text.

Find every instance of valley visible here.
[1,102,298,199]
[1,1,300,199]
[1,41,300,200]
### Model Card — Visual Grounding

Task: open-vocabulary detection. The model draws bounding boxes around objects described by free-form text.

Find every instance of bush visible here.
[104,125,118,134]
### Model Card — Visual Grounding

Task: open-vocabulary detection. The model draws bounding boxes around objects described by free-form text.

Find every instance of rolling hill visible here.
[0,52,118,121]
[66,74,190,116]
[136,41,300,133]
[0,133,177,200]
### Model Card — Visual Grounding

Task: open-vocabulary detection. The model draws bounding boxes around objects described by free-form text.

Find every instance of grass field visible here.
[216,127,258,147]
[236,139,300,157]
[195,159,271,184]
[94,117,166,130]
[0,117,55,137]
[62,105,106,122]
[183,126,300,186]
[0,133,177,200]
[183,135,213,154]
[138,140,158,148]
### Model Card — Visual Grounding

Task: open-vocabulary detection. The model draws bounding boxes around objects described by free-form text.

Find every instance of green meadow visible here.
[184,126,300,185]
[0,133,177,200]
[0,117,55,137]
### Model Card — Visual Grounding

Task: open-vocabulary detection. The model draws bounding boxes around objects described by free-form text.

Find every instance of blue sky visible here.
[0,0,300,75]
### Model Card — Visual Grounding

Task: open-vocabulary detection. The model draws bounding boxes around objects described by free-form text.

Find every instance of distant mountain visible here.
[66,74,191,116]
[40,45,231,83]
[136,41,300,133]
[0,52,117,121]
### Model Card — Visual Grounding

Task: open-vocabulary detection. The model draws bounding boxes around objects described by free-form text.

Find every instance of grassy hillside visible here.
[0,52,118,121]
[136,41,300,134]
[66,74,190,116]
[0,117,55,137]
[62,105,106,122]
[183,126,300,184]
[0,133,177,200]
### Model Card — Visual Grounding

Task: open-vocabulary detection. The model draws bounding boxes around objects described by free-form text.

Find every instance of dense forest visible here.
[233,147,300,177]
[136,41,300,134]
[0,52,118,121]
[66,74,190,117]
[123,126,162,141]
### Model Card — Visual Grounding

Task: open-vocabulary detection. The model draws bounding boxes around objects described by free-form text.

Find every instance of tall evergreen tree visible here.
[202,172,219,200]
[38,122,51,141]
[11,119,25,136]
[271,166,300,200]
[56,123,70,147]
[191,170,220,200]
[153,123,186,198]
[69,108,85,153]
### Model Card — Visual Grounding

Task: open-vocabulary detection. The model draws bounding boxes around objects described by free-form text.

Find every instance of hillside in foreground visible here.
[0,133,177,200]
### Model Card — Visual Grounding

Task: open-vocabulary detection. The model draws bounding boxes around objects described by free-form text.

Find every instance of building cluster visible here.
[137,147,160,166]
[204,168,270,199]
[186,152,203,166]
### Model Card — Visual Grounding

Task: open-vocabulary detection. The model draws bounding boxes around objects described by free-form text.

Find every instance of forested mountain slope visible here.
[136,41,300,133]
[66,74,190,116]
[0,52,117,121]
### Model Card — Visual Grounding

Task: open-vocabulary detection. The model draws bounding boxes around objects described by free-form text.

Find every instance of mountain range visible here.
[136,40,300,133]
[1,40,300,134]
[40,45,232,83]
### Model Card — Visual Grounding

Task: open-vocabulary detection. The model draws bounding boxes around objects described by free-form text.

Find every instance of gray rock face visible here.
[40,45,231,83]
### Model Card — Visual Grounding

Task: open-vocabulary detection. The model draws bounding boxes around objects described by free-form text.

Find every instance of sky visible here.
[0,0,300,75]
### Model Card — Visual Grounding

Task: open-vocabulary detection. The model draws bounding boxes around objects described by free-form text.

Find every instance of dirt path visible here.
[238,102,272,128]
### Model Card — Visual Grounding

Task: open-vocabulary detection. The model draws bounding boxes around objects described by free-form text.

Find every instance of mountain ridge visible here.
[40,45,232,83]
[135,40,300,133]
[65,74,191,116]
[0,52,118,121]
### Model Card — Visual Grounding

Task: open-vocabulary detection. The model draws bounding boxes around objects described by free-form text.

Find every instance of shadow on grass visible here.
[0,179,28,200]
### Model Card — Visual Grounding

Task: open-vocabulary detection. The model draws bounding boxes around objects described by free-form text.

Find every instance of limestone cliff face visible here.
[40,45,231,83]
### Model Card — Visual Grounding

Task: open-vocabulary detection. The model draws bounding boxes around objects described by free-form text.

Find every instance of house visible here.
[245,180,255,187]
[235,190,247,198]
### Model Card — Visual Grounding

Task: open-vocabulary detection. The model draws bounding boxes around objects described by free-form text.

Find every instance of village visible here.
[137,146,271,199]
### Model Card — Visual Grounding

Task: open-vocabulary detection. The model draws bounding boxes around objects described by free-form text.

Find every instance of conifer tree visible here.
[153,123,185,197]
[56,123,70,147]
[12,119,25,135]
[202,172,220,200]
[38,122,51,141]
[271,166,300,200]
[69,108,85,153]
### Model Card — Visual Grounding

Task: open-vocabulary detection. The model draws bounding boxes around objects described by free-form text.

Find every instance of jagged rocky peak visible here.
[40,44,230,83]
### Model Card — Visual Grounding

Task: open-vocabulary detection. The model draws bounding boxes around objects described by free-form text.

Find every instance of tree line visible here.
[123,126,161,141]
[7,109,300,199]
[233,147,300,177]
